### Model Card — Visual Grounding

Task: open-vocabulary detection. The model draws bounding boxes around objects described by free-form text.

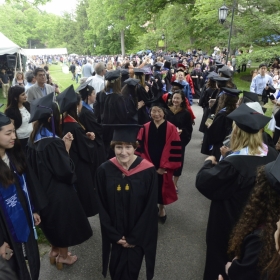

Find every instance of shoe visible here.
[159,215,167,224]
[56,254,77,270]
[49,252,71,265]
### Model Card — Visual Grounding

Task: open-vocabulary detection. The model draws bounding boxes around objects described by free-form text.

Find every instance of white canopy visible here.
[0,32,22,55]
[23,48,68,56]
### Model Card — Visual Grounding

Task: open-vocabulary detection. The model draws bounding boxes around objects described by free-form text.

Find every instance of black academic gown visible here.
[228,229,262,280]
[136,85,152,125]
[79,106,106,165]
[196,148,278,280]
[27,137,92,247]
[0,173,40,280]
[62,120,100,217]
[93,90,107,124]
[95,157,158,280]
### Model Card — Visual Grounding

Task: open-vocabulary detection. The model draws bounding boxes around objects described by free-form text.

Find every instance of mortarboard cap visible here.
[105,70,121,81]
[245,102,264,115]
[171,81,184,89]
[133,68,145,76]
[207,72,219,80]
[218,65,233,78]
[103,124,142,143]
[264,155,280,195]
[154,62,162,68]
[227,103,271,134]
[76,80,92,93]
[215,62,224,69]
[212,76,229,82]
[242,91,259,103]
[56,85,77,114]
[120,69,129,76]
[221,87,241,97]
[145,96,169,110]
[123,78,140,87]
[0,112,11,127]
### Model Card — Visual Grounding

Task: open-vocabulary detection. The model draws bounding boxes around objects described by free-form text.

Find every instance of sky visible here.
[0,0,79,16]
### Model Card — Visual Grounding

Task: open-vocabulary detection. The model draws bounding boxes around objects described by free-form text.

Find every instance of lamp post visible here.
[162,34,167,52]
[218,1,237,64]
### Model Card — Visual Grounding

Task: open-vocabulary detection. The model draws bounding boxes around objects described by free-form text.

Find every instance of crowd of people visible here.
[1,48,280,280]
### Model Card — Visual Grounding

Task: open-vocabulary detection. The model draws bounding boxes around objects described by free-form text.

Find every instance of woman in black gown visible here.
[57,85,102,218]
[166,90,193,192]
[95,124,158,280]
[26,93,92,270]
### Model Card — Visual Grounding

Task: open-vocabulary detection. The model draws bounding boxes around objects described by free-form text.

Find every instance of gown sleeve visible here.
[95,166,123,243]
[207,113,229,144]
[44,140,76,185]
[228,232,262,280]
[180,110,193,146]
[196,160,239,200]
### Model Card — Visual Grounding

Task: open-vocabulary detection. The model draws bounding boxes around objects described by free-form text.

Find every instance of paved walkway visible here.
[39,103,210,280]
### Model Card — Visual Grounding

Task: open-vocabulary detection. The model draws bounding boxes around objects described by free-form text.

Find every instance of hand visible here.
[192,121,195,126]
[218,275,224,280]
[157,168,167,175]
[145,86,149,92]
[178,129,182,135]
[205,156,217,165]
[225,262,232,275]
[63,132,74,152]
[117,236,126,245]
[33,213,41,226]
[122,242,135,248]
[86,132,95,140]
[138,101,145,109]
[0,242,10,259]
[220,146,230,157]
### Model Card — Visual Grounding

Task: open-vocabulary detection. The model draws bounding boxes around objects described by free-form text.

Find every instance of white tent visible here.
[23,48,68,56]
[0,32,23,55]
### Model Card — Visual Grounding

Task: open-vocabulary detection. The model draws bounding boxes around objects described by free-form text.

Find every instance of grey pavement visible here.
[39,102,210,280]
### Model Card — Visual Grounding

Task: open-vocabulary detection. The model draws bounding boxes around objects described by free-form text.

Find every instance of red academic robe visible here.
[136,121,181,205]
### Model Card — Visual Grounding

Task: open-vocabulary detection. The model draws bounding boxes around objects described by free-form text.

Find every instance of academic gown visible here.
[0,172,41,280]
[78,106,106,165]
[93,90,107,124]
[62,117,99,217]
[228,229,262,280]
[95,157,158,280]
[166,108,193,176]
[137,121,181,205]
[136,85,152,125]
[196,148,278,280]
[27,137,93,247]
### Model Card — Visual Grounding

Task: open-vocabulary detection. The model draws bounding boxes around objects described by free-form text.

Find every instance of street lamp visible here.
[161,34,167,52]
[218,1,237,64]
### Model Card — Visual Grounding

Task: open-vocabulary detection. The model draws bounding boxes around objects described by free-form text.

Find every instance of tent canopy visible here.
[0,32,22,55]
[23,48,68,56]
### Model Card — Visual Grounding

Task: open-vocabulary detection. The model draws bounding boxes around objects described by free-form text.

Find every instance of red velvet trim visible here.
[63,115,77,123]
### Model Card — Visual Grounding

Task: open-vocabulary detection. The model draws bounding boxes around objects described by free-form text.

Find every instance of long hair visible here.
[228,166,280,271]
[206,79,217,89]
[168,90,187,109]
[134,74,145,87]
[6,86,25,109]
[121,84,138,110]
[30,102,62,143]
[0,126,26,187]
[215,93,238,116]
[105,78,121,94]
[230,123,263,155]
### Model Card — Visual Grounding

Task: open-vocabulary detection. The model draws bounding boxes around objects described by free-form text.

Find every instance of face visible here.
[275,220,280,253]
[172,93,183,107]
[36,71,46,84]
[0,123,16,151]
[259,66,267,75]
[77,100,83,114]
[17,73,23,80]
[87,90,96,104]
[17,92,27,104]
[151,106,165,122]
[114,144,135,165]
[177,72,184,81]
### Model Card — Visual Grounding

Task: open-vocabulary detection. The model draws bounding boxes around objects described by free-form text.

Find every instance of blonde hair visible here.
[230,123,263,155]
[134,74,145,87]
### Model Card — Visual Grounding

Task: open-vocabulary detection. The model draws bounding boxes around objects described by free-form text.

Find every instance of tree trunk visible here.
[121,29,125,56]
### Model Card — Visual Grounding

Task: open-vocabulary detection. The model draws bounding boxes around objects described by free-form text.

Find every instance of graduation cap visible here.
[56,85,77,114]
[218,65,233,78]
[264,155,280,195]
[242,91,259,103]
[76,80,92,93]
[105,70,121,82]
[171,81,184,89]
[154,62,162,69]
[245,102,264,115]
[29,93,56,137]
[103,124,142,143]
[133,68,145,76]
[221,87,241,97]
[145,96,169,110]
[227,103,271,134]
[123,78,140,87]
[120,69,129,76]
[215,62,224,69]
[207,72,219,80]
[195,62,201,66]
[0,112,11,127]
[212,76,229,82]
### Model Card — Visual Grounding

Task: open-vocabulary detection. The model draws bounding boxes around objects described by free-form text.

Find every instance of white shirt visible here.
[16,107,33,139]
[86,74,105,93]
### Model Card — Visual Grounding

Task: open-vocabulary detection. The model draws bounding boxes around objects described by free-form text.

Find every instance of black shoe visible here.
[159,215,167,224]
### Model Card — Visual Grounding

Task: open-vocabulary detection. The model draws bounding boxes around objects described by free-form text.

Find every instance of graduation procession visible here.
[2,50,280,280]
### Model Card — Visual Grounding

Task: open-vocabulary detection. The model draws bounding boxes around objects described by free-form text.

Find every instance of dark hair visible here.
[80,86,94,102]
[34,67,46,76]
[110,141,139,149]
[6,86,25,109]
[228,166,280,272]
[25,71,35,83]
[169,90,186,109]
[30,102,62,143]
[0,125,27,187]
[121,84,138,110]
[43,65,49,72]
[66,94,81,122]
[215,92,238,116]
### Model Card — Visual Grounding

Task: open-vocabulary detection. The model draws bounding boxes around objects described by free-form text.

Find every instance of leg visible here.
[56,247,77,270]
[173,176,179,191]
